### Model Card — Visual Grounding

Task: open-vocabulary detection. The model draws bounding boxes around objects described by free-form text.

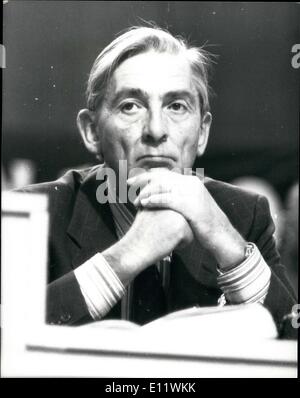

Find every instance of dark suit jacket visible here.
[20,166,296,333]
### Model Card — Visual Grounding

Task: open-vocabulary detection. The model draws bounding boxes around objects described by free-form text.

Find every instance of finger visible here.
[134,183,171,206]
[140,193,174,208]
[127,169,172,187]
[127,172,152,189]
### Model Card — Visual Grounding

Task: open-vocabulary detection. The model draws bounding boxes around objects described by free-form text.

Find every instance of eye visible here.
[120,101,140,114]
[168,101,188,113]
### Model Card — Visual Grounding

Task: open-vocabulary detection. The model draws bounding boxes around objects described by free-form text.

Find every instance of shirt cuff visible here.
[217,243,271,306]
[74,253,125,320]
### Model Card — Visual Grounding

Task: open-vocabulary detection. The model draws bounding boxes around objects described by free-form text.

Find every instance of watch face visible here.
[245,243,255,258]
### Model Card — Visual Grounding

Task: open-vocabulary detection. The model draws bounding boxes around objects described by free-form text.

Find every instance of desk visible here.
[1,191,298,378]
[2,323,298,378]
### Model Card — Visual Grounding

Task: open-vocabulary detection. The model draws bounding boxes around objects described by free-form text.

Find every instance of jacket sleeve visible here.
[46,270,93,326]
[248,195,297,337]
[14,183,94,326]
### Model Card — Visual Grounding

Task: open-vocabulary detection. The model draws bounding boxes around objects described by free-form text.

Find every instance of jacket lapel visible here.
[67,168,118,268]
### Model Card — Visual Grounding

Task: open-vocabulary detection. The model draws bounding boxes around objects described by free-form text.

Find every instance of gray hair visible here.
[86,26,214,117]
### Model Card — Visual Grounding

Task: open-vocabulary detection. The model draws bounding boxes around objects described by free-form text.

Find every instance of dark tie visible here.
[131,264,167,325]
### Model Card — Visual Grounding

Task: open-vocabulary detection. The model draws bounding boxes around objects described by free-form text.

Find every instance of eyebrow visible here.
[163,90,197,107]
[109,88,197,108]
[109,88,148,108]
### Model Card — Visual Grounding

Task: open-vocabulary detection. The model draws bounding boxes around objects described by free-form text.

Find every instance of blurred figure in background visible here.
[2,166,10,191]
[3,158,37,190]
[231,176,284,246]
[280,182,298,296]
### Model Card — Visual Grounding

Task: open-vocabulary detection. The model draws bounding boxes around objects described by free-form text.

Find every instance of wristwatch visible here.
[217,242,256,306]
[245,242,255,259]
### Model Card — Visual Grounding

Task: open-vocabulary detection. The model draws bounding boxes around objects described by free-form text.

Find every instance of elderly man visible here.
[22,26,296,332]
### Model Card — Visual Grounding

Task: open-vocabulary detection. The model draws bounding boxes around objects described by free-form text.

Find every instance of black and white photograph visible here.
[1,1,299,378]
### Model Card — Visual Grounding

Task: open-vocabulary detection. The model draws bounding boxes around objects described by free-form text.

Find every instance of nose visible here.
[142,108,168,145]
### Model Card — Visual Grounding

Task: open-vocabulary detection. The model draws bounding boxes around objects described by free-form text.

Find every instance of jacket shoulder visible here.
[14,166,99,222]
[204,177,260,204]
[204,177,263,237]
[17,166,97,196]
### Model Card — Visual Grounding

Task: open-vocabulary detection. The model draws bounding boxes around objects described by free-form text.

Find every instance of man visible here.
[21,26,296,333]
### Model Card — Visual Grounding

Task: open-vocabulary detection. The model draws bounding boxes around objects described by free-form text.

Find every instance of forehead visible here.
[108,51,197,97]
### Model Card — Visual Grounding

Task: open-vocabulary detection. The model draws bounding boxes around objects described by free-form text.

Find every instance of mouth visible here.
[136,155,175,169]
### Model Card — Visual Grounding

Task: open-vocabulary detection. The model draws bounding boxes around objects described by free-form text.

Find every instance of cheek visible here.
[180,138,199,166]
[100,116,142,163]
[172,118,201,158]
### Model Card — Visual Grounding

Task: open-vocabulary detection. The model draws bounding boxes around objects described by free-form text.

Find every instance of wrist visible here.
[206,225,247,271]
[102,239,146,286]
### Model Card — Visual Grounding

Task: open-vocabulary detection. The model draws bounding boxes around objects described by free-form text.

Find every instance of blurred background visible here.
[2,1,299,293]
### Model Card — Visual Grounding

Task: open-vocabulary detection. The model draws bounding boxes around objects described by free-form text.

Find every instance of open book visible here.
[81,303,278,341]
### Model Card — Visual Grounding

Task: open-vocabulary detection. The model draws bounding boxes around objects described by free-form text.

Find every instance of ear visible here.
[196,112,212,157]
[77,109,103,162]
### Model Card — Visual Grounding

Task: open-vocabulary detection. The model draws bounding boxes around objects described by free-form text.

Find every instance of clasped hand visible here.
[127,169,246,270]
[127,169,226,245]
[104,169,246,284]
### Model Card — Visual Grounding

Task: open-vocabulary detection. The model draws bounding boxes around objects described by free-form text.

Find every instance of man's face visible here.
[95,51,208,176]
